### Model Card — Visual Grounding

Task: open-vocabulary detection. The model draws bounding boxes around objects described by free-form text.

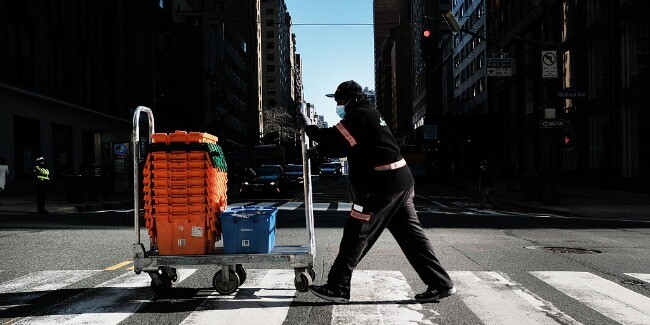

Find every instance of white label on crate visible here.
[242,240,250,247]
[241,228,253,232]
[178,239,186,246]
[192,226,203,238]
[178,225,184,232]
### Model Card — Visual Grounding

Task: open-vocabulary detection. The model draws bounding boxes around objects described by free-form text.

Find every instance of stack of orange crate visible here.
[142,130,227,255]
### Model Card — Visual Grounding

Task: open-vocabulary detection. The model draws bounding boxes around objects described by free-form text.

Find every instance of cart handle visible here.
[133,106,155,244]
[298,101,316,257]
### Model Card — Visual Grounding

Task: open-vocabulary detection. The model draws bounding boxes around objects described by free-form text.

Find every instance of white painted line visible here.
[532,271,650,325]
[180,269,295,325]
[415,194,446,208]
[337,203,353,211]
[332,270,436,325]
[278,202,302,210]
[249,202,277,208]
[625,273,650,284]
[450,271,580,325]
[312,203,330,211]
[14,269,196,325]
[0,270,101,311]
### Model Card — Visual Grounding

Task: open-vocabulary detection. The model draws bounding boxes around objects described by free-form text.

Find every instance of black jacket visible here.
[305,100,413,193]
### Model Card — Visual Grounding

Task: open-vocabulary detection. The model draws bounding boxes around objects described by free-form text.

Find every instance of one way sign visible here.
[539,119,564,128]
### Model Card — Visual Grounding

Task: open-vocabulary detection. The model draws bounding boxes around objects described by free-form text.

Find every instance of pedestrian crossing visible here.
[1,268,649,324]
[227,200,492,212]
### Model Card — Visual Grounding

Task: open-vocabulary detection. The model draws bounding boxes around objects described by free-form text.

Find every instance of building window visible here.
[268,99,276,107]
[267,42,274,49]
[267,87,275,95]
[266,8,274,15]
[267,31,274,38]
[267,65,275,72]
[267,54,274,60]
[266,19,274,26]
[267,76,275,83]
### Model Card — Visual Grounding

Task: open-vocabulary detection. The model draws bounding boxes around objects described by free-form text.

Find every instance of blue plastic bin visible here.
[220,206,277,254]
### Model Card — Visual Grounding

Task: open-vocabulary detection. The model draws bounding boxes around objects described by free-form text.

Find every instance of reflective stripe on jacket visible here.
[34,166,50,182]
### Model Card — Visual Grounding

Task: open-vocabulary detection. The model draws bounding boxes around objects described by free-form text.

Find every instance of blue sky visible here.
[285,0,375,126]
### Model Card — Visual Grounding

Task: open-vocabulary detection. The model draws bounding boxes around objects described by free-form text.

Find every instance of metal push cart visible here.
[131,105,316,294]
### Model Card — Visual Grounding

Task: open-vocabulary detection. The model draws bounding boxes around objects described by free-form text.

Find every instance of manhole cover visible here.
[525,246,602,254]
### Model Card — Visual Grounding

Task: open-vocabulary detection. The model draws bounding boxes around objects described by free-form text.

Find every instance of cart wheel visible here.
[235,264,247,285]
[151,273,172,294]
[307,268,316,281]
[212,269,240,295]
[169,267,179,283]
[294,271,312,292]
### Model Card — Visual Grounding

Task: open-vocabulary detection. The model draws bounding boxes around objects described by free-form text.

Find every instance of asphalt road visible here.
[1,177,649,325]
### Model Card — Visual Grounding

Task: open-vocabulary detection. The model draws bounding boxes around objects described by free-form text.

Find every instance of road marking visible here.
[337,203,353,211]
[0,270,101,311]
[278,202,302,210]
[13,269,196,325]
[104,260,133,271]
[332,270,435,324]
[532,271,650,325]
[624,273,650,284]
[250,202,277,208]
[415,194,446,208]
[450,271,580,325]
[180,269,295,325]
[312,203,330,211]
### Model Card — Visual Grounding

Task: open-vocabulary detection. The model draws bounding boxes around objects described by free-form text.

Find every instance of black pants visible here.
[36,184,48,212]
[327,186,454,290]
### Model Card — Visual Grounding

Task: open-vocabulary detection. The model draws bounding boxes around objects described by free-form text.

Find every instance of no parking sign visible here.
[541,50,558,79]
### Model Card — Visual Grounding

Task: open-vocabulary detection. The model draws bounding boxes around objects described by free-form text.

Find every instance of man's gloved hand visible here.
[306,146,319,159]
[295,111,311,129]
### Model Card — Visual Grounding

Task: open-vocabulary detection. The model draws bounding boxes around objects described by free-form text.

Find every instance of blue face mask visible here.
[336,105,346,119]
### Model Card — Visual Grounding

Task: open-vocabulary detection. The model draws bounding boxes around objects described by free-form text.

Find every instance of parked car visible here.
[239,165,288,197]
[284,164,304,187]
[319,162,342,180]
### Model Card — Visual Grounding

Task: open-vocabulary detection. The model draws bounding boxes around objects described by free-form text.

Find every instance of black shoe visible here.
[415,285,456,303]
[309,284,350,304]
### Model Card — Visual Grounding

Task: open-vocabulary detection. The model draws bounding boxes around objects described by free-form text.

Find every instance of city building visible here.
[482,0,650,193]
[260,0,295,111]
[0,0,171,193]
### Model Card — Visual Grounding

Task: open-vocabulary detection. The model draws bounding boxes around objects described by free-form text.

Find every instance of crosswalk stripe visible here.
[337,203,353,211]
[313,203,330,211]
[532,271,650,325]
[278,202,302,210]
[333,270,434,324]
[624,273,650,284]
[180,269,295,325]
[249,202,277,208]
[0,270,101,311]
[13,269,196,325]
[450,271,581,325]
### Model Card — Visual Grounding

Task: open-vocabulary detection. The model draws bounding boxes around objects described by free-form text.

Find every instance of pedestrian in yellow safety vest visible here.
[33,157,51,214]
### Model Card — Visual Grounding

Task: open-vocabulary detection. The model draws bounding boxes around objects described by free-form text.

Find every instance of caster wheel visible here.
[306,268,316,281]
[150,273,172,294]
[294,271,312,292]
[169,267,179,283]
[235,264,247,285]
[212,269,240,295]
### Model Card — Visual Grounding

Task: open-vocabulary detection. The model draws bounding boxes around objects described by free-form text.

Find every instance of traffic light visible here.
[420,24,434,58]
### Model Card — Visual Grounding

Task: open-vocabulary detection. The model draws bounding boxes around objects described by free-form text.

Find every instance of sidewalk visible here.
[0,191,134,215]
[476,181,650,221]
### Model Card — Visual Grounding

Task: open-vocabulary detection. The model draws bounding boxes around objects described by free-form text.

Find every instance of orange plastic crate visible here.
[187,132,218,144]
[152,170,170,179]
[187,152,207,161]
[151,133,169,144]
[152,161,169,170]
[169,130,188,143]
[150,152,168,161]
[187,161,207,170]
[154,213,214,255]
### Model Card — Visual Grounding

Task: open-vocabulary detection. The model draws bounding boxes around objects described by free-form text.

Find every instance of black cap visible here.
[325,80,364,100]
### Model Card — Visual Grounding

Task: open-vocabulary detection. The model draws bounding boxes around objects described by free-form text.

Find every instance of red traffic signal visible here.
[423,29,432,38]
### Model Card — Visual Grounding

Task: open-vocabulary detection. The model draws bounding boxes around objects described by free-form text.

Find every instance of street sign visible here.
[541,50,558,79]
[557,88,587,99]
[539,119,564,128]
[423,125,438,140]
[487,58,513,77]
